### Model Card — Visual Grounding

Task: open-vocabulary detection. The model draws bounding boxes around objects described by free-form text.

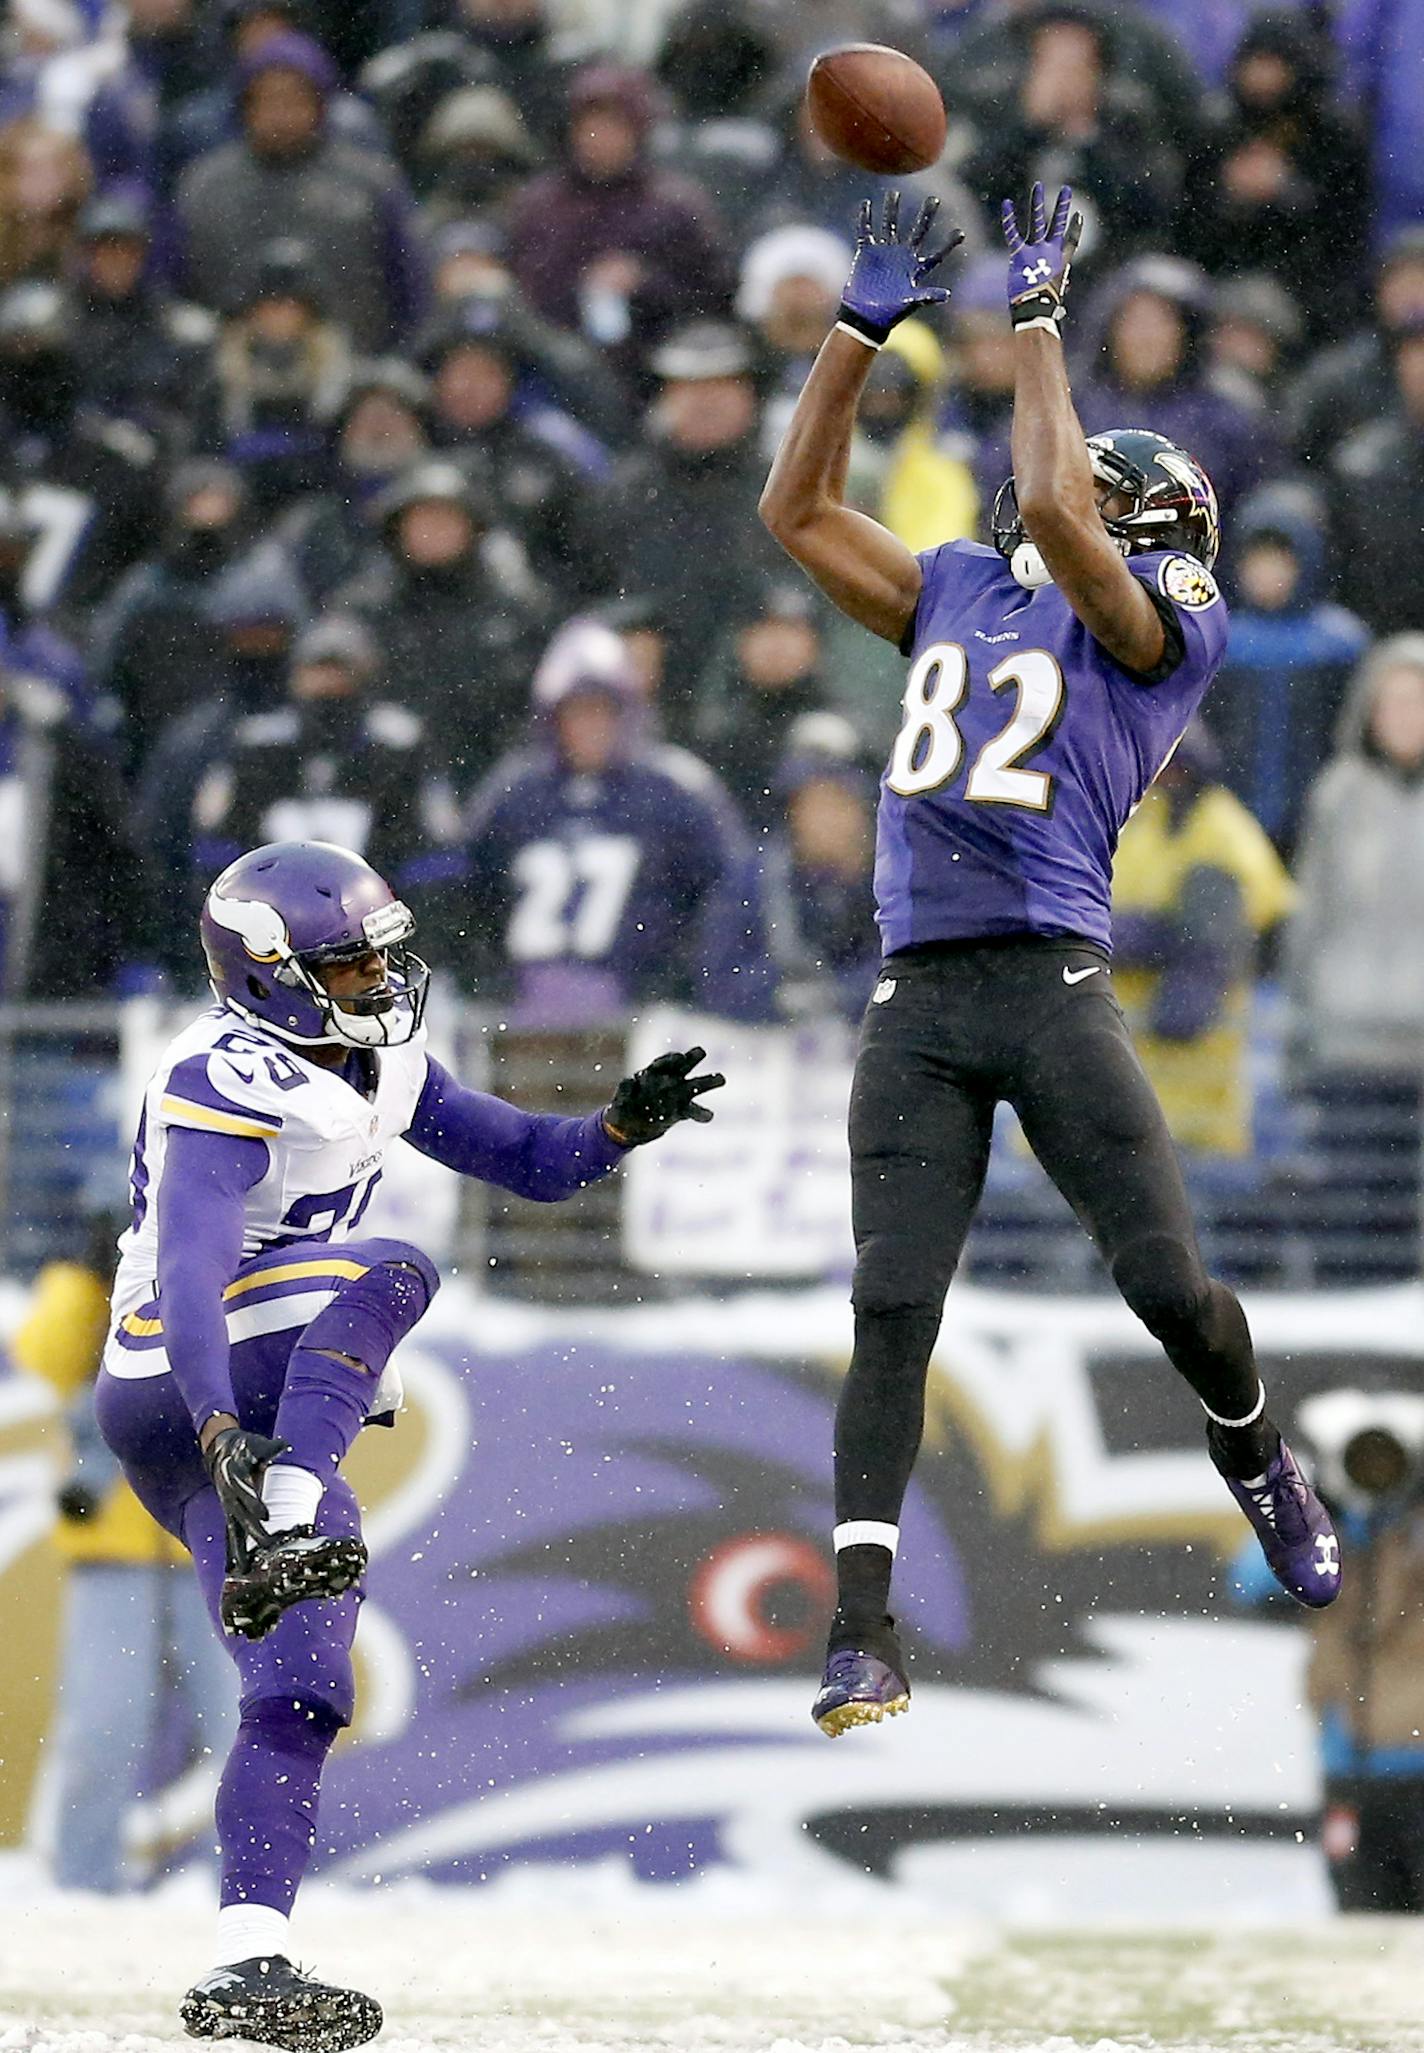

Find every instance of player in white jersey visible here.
[96,840,723,2049]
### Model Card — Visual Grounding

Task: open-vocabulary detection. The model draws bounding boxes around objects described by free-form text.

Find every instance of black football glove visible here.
[204,1426,289,1569]
[603,1047,726,1146]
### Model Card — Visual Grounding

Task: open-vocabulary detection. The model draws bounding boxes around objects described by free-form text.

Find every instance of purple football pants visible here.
[96,1237,436,1912]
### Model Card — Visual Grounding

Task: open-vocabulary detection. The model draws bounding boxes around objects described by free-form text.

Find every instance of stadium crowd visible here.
[2,0,1423,1152]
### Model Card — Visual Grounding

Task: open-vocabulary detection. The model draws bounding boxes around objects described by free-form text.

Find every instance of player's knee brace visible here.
[302,1240,438,1377]
[1110,1232,1213,1347]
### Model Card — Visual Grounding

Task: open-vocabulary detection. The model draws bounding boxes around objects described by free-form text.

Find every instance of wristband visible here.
[835,303,888,349]
[1009,290,1066,333]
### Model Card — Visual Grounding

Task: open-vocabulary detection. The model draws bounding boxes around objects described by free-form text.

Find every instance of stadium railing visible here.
[0,1001,1419,1295]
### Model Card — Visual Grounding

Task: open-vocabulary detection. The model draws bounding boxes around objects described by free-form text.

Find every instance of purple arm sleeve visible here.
[404,1055,628,1201]
[156,1125,269,1434]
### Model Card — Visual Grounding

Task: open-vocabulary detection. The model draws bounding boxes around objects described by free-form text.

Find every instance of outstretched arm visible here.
[1003,185,1168,677]
[405,1049,725,1201]
[760,194,961,645]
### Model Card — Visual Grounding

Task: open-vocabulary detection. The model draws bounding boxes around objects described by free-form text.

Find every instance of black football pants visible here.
[837,937,1260,1525]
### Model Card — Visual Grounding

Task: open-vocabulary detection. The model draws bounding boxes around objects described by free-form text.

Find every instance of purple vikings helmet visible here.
[201,841,429,1048]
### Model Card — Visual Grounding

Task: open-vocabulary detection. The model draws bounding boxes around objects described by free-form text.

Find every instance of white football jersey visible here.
[107,1004,429,1359]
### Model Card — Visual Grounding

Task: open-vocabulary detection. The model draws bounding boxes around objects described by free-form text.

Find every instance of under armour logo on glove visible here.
[1001,182,1084,333]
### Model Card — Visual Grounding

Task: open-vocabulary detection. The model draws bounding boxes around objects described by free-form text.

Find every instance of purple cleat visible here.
[1210,1430,1342,1609]
[812,1617,910,1737]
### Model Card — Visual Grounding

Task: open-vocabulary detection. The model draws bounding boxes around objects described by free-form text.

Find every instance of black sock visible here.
[834,1306,941,1523]
[1208,1414,1279,1479]
[835,1543,894,1629]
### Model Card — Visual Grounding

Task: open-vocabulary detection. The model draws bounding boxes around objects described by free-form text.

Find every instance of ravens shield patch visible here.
[1158,555,1221,610]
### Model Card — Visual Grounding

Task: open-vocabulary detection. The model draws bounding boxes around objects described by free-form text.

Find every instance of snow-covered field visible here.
[3,1887,1424,2053]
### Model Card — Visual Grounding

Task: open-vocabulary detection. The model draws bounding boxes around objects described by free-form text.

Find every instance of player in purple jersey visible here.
[761,184,1340,1738]
[95,840,723,2047]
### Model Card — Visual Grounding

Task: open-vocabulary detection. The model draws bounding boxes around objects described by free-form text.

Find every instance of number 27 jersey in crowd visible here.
[876,540,1229,956]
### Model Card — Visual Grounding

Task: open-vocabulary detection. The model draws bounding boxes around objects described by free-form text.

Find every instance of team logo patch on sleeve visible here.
[1158,555,1221,610]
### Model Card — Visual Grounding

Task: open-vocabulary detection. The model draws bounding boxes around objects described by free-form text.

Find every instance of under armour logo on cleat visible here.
[872,978,897,1005]
[1062,965,1102,985]
[1314,1534,1341,1577]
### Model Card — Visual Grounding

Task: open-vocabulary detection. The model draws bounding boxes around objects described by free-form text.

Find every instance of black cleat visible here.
[181,1954,381,2051]
[220,1526,367,1641]
[812,1613,911,1736]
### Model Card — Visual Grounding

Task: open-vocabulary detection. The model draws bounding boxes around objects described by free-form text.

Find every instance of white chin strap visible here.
[1010,541,1053,589]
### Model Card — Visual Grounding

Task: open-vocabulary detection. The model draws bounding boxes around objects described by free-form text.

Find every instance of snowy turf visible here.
[2,1887,1424,2053]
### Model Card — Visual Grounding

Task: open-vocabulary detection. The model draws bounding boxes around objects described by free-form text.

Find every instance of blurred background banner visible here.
[623,1005,853,1276]
[6,1277,1423,1919]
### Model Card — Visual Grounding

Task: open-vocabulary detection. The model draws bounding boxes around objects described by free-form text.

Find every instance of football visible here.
[805,43,947,176]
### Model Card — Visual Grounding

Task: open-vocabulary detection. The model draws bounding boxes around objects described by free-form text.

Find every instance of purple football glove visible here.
[1001,181,1084,333]
[838,190,963,348]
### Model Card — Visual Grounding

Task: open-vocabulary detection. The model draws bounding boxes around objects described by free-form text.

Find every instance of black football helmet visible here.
[993,427,1221,573]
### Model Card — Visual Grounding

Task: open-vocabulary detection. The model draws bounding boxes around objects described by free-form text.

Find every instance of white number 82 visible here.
[886,641,1065,811]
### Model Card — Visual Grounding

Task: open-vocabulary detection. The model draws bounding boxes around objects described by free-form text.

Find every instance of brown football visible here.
[805,43,947,176]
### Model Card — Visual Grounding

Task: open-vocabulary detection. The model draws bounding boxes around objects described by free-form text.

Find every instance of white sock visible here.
[261,1464,323,1533]
[214,1902,291,1969]
[833,1520,900,1556]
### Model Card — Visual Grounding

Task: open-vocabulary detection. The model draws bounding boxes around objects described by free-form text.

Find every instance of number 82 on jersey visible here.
[887,641,1066,813]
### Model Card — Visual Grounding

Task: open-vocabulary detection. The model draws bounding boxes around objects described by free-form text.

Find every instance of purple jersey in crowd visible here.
[877,541,1229,956]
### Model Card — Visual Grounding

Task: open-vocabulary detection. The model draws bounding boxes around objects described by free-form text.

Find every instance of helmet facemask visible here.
[207,892,430,1048]
[993,430,1221,588]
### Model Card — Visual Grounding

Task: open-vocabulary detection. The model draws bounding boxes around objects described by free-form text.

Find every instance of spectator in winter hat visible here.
[506,62,734,350]
[612,318,781,683]
[1205,273,1304,420]
[273,357,432,609]
[1074,254,1283,519]
[1328,320,1424,638]
[161,0,385,191]
[755,720,881,1023]
[333,457,543,783]
[960,4,1178,256]
[653,0,780,235]
[1291,229,1424,472]
[1176,8,1368,341]
[70,190,215,448]
[422,300,616,601]
[136,543,308,963]
[1288,638,1424,1078]
[198,237,352,515]
[91,459,252,779]
[417,81,542,225]
[188,612,456,925]
[461,614,747,1022]
[736,223,851,452]
[693,575,833,822]
[175,31,427,351]
[1207,482,1368,860]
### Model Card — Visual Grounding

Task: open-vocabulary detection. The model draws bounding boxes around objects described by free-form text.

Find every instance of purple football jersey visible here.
[876,540,1228,954]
